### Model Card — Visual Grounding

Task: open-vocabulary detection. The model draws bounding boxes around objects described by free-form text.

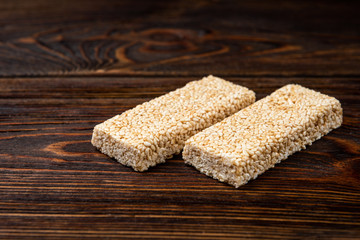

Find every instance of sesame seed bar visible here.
[91,75,255,171]
[183,84,343,188]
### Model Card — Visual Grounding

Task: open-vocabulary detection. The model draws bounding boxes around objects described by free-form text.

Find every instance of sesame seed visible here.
[183,84,343,188]
[91,75,255,172]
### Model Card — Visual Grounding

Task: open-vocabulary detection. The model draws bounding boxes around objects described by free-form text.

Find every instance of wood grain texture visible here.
[0,0,359,77]
[1,76,360,239]
[1,0,360,239]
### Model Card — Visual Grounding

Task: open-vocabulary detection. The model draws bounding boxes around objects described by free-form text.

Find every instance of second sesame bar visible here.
[91,75,255,172]
[183,84,343,188]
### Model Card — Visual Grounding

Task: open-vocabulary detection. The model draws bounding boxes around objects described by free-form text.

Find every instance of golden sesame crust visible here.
[91,75,255,171]
[183,84,343,187]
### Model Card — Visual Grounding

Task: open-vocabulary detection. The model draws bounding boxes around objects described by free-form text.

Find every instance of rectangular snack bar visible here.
[91,75,255,171]
[183,84,343,187]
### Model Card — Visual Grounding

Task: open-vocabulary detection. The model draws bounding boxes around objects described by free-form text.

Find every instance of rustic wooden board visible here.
[1,76,359,239]
[0,0,359,77]
[0,0,360,239]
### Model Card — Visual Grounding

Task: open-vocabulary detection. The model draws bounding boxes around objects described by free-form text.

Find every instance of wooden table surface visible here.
[1,1,359,239]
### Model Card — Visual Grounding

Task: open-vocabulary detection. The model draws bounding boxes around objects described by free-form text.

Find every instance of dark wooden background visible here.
[0,0,359,239]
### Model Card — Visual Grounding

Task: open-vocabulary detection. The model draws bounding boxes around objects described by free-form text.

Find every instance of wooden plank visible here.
[0,0,359,77]
[0,76,359,239]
